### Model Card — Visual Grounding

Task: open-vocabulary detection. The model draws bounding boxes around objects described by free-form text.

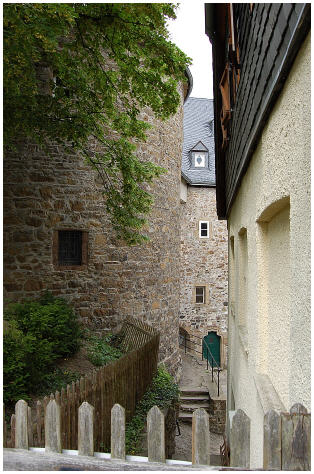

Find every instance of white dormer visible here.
[189,141,209,169]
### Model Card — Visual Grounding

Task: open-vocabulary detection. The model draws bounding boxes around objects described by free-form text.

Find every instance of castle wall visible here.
[179,186,228,366]
[3,87,185,377]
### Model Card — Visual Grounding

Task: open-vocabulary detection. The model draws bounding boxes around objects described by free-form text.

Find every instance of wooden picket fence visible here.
[4,317,160,452]
[228,403,311,470]
[5,399,212,466]
[4,400,311,470]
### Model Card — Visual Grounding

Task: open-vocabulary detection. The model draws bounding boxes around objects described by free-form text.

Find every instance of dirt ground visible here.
[173,350,224,463]
[57,345,95,375]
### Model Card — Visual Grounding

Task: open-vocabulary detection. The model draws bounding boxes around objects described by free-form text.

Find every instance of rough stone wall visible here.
[3,86,185,378]
[179,186,228,366]
[208,398,226,435]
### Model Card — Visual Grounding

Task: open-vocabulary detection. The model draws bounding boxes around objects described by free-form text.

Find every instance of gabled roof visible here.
[181,97,215,186]
[190,141,208,152]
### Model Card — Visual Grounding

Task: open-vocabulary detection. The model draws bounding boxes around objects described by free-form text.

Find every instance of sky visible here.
[167,1,213,99]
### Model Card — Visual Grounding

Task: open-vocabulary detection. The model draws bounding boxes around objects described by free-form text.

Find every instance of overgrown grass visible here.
[125,365,179,455]
[35,368,81,396]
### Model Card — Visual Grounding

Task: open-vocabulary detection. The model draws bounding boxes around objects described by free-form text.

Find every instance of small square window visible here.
[195,286,205,304]
[58,230,82,265]
[53,230,87,268]
[199,221,209,238]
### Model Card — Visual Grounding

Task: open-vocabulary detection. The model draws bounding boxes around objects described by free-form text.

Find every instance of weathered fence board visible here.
[3,405,7,448]
[45,400,61,453]
[230,408,250,468]
[15,400,28,449]
[192,408,210,466]
[147,406,165,463]
[281,404,310,470]
[263,410,281,470]
[27,406,33,447]
[78,402,94,456]
[111,404,125,460]
[10,414,16,449]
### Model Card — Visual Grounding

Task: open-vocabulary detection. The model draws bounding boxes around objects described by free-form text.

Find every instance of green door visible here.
[203,331,220,367]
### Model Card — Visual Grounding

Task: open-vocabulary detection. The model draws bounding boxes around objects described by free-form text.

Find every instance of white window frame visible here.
[199,220,209,238]
[195,286,206,304]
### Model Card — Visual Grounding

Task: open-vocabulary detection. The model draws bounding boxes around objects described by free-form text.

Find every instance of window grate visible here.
[58,230,82,266]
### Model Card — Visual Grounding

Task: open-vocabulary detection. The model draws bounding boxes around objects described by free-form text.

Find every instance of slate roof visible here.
[181,97,215,186]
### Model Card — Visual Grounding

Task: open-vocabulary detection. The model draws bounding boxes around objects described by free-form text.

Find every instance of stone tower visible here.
[4,79,191,377]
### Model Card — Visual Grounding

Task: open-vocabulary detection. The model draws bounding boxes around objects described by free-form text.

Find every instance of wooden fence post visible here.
[263,409,281,470]
[111,404,125,460]
[36,401,43,447]
[147,406,165,463]
[78,402,94,457]
[3,405,7,448]
[45,399,61,453]
[192,408,210,466]
[230,408,250,468]
[281,403,310,470]
[27,406,33,447]
[15,400,28,449]
[10,414,16,449]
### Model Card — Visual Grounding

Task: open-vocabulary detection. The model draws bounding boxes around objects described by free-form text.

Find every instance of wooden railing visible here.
[4,317,160,452]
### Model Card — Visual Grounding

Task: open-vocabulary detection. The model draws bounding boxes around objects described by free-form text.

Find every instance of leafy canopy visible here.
[4,3,190,244]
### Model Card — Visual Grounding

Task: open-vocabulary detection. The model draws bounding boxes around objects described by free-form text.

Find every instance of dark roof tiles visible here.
[182,97,215,186]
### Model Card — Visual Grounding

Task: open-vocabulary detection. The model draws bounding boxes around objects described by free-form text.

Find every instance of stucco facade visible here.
[3,84,186,377]
[179,184,228,366]
[227,33,311,468]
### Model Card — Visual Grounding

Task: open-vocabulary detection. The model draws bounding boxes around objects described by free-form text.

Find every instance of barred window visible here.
[58,230,82,266]
[53,230,87,268]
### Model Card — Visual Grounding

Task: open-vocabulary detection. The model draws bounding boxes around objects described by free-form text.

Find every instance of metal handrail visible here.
[179,332,222,397]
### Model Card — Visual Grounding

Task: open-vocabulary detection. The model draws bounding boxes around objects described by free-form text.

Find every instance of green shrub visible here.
[4,292,81,358]
[37,368,81,396]
[3,321,34,405]
[125,365,179,454]
[86,333,123,367]
[3,292,81,406]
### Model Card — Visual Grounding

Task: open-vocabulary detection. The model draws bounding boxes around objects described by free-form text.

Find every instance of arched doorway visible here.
[203,331,221,367]
[179,327,194,353]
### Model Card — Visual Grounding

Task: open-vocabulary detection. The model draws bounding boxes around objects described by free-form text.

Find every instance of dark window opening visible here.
[201,223,208,236]
[58,230,82,266]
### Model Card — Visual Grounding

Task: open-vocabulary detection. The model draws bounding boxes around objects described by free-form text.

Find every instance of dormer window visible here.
[189,141,209,169]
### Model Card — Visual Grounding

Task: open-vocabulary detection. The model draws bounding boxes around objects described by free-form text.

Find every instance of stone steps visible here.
[178,388,210,423]
[180,395,210,403]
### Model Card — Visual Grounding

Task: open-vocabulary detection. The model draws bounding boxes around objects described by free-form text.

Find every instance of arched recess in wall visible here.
[256,195,290,409]
[179,326,194,354]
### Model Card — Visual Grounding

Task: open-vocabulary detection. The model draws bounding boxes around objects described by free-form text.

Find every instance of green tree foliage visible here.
[4,3,190,244]
[4,293,81,405]
[125,366,179,454]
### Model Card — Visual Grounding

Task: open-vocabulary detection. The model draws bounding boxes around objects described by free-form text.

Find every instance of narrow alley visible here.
[174,349,226,465]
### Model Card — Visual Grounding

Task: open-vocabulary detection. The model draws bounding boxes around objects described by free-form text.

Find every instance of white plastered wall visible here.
[227,33,310,468]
